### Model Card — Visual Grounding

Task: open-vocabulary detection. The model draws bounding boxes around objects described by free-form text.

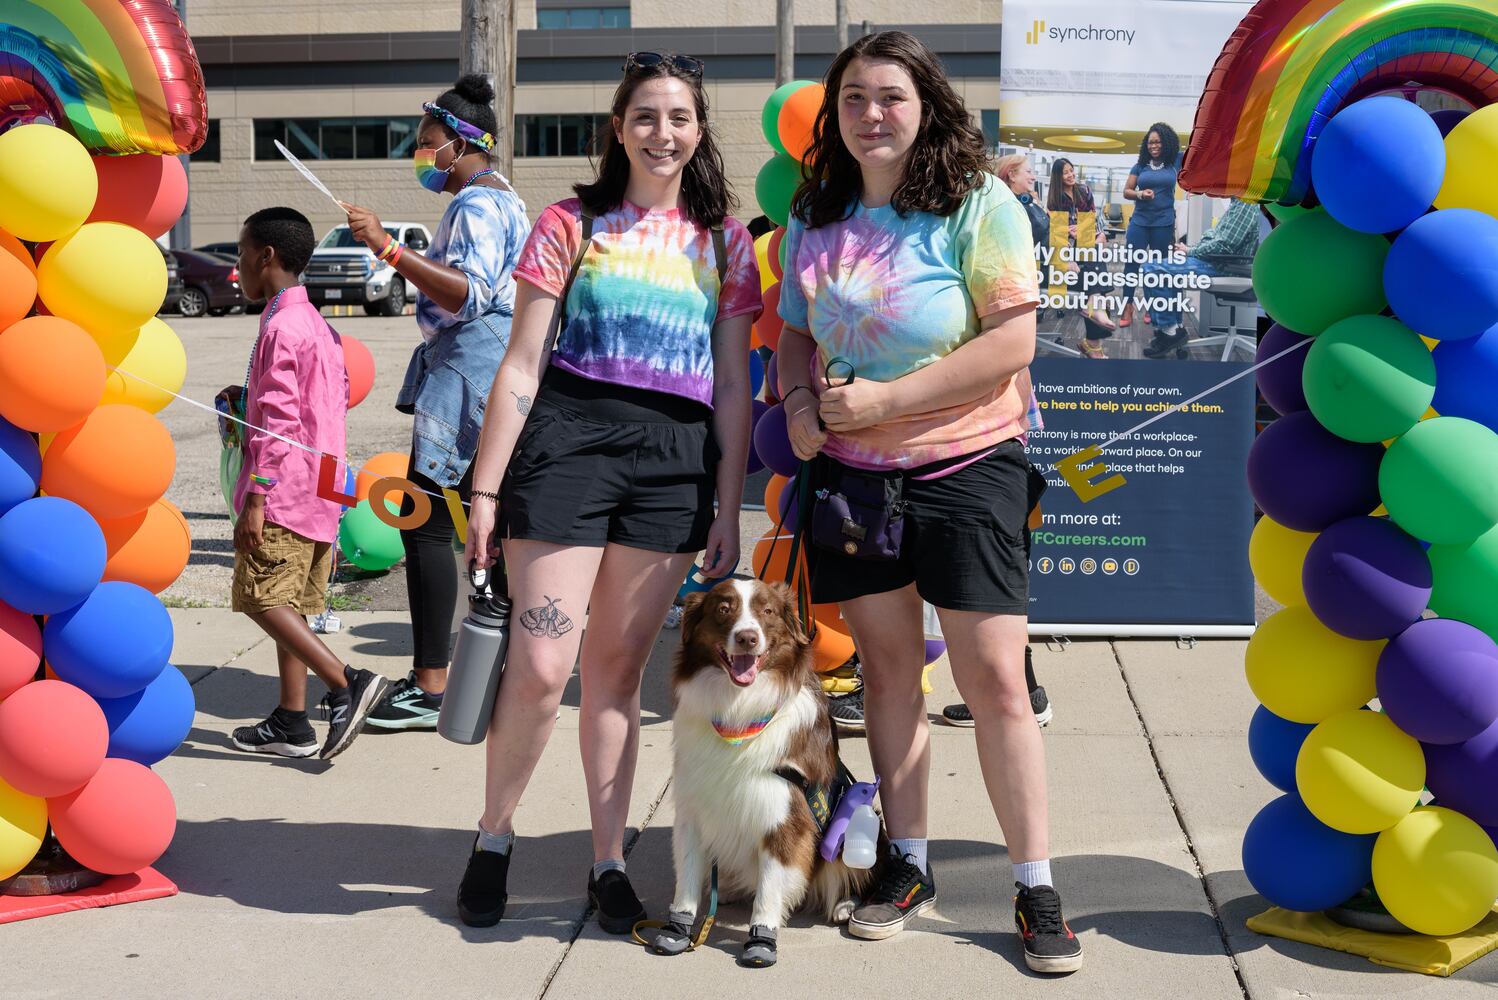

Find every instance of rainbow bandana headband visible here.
[421,102,496,151]
[712,710,777,746]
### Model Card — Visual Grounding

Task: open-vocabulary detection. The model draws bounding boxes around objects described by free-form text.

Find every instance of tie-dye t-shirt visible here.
[513,198,762,408]
[779,174,1042,469]
[416,185,532,343]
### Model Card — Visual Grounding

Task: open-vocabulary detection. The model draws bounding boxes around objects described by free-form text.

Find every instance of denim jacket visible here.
[396,310,510,486]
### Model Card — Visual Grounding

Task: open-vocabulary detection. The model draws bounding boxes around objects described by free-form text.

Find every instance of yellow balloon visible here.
[754,231,775,292]
[1297,709,1424,834]
[93,317,187,413]
[1373,806,1498,937]
[0,774,47,880]
[1434,104,1498,217]
[1248,516,1314,607]
[0,124,98,242]
[37,222,167,336]
[1245,607,1381,723]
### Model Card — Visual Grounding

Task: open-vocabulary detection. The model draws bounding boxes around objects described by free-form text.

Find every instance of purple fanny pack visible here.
[809,458,906,561]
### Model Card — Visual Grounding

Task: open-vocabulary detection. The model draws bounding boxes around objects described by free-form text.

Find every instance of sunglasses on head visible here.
[623,51,705,77]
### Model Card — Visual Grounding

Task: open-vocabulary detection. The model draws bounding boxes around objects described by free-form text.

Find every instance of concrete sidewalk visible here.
[6,612,1495,998]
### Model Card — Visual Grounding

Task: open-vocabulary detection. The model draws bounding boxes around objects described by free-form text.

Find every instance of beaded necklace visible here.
[462,168,496,191]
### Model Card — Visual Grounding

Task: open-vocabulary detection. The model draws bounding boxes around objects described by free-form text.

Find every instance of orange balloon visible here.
[777,83,824,161]
[752,528,799,584]
[98,500,191,594]
[342,334,375,409]
[813,601,847,631]
[0,316,105,432]
[41,404,175,519]
[763,474,792,516]
[755,284,784,353]
[811,623,856,673]
[355,451,410,503]
[0,230,37,332]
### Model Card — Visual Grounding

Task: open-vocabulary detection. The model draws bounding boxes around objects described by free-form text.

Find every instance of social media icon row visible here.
[1034,557,1140,576]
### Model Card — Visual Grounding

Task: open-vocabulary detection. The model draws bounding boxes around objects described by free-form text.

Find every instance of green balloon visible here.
[1265,202,1312,224]
[756,154,804,229]
[338,498,404,571]
[1252,210,1390,335]
[1302,315,1436,443]
[1379,417,1498,545]
[762,81,813,156]
[1429,526,1498,643]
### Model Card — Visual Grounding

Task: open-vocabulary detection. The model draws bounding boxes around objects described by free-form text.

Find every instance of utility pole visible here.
[836,0,848,50]
[171,0,190,250]
[460,0,516,178]
[776,0,794,85]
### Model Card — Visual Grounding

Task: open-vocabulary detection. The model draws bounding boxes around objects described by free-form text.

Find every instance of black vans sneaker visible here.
[1014,883,1084,973]
[589,869,647,934]
[366,671,443,730]
[318,666,391,760]
[848,851,937,940]
[829,686,866,733]
[458,837,511,927]
[941,687,1053,728]
[231,711,317,758]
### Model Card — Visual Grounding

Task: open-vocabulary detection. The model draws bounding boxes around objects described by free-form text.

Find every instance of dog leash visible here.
[631,863,719,950]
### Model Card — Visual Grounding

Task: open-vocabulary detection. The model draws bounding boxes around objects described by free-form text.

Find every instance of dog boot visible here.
[739,925,779,968]
[652,912,694,956]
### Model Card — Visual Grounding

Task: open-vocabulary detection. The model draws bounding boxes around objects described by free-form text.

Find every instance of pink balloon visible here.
[341,334,375,409]
[0,679,108,797]
[87,154,189,239]
[0,599,41,702]
[49,757,176,875]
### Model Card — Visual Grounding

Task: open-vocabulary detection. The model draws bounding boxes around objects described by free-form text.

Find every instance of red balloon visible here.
[49,758,176,875]
[0,598,41,702]
[88,155,188,239]
[768,228,785,281]
[756,284,784,353]
[0,679,108,797]
[341,334,375,408]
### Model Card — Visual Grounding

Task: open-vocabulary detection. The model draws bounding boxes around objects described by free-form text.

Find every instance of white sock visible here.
[476,826,514,855]
[891,838,929,873]
[593,858,625,880]
[1015,859,1053,888]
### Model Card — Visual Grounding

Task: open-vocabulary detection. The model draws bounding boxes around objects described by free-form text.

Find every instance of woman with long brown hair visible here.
[775,31,1083,973]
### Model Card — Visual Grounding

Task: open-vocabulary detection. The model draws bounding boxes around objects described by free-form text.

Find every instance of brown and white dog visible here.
[657,578,874,967]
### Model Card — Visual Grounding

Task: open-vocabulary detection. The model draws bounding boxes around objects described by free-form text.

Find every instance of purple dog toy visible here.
[820,776,880,862]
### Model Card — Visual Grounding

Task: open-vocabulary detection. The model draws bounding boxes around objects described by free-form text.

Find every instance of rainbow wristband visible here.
[376,235,396,261]
[249,474,277,488]
[389,242,404,266]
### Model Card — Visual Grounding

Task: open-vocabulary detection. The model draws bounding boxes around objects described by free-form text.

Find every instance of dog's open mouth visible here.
[717,645,764,686]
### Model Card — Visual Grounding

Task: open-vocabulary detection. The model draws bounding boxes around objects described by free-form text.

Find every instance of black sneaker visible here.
[318,666,391,760]
[231,712,317,758]
[366,671,443,730]
[458,837,511,927]
[848,851,937,940]
[589,868,647,934]
[1144,327,1190,359]
[940,688,1053,728]
[1014,883,1084,973]
[829,685,866,733]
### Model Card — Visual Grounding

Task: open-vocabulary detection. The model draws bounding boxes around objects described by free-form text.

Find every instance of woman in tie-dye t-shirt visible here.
[458,51,760,934]
[774,32,1084,972]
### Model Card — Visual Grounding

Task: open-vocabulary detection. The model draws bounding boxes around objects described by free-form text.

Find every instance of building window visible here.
[253,117,423,160]
[190,119,221,162]
[537,7,630,29]
[980,110,1000,150]
[514,114,609,158]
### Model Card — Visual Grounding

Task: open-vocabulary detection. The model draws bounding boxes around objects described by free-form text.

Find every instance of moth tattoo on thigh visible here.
[520,596,574,638]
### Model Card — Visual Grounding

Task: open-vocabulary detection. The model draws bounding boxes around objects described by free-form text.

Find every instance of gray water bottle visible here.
[437,564,511,745]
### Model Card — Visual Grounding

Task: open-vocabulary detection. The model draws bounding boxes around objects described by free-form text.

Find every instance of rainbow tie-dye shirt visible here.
[779,174,1042,469]
[514,198,762,408]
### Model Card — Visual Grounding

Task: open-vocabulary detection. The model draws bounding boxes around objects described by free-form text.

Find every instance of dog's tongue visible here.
[728,653,759,686]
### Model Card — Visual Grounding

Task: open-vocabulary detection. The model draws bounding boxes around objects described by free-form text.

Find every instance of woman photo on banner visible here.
[776,30,1083,974]
[1046,157,1115,358]
[338,75,532,731]
[456,51,761,932]
[1119,122,1181,330]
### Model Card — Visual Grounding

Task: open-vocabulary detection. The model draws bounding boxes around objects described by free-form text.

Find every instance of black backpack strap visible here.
[711,222,727,287]
[544,208,594,355]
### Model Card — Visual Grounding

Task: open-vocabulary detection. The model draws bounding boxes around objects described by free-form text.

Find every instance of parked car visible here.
[304,222,431,316]
[160,244,184,314]
[171,249,245,317]
[195,242,239,257]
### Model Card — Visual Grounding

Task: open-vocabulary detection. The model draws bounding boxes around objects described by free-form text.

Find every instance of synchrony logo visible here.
[1025,18,1137,46]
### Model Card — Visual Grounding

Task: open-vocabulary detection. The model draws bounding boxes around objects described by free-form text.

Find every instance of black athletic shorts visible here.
[804,439,1043,614]
[498,367,719,553]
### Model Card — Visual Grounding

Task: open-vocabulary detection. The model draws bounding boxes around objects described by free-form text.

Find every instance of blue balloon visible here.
[1432,325,1498,432]
[0,496,105,615]
[45,581,173,699]
[749,349,765,399]
[0,416,40,518]
[1248,705,1316,793]
[1429,108,1470,137]
[1242,794,1376,912]
[1385,209,1498,341]
[1312,96,1445,235]
[95,665,195,765]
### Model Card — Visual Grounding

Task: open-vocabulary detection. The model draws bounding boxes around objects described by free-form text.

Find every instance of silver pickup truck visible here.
[303,221,431,316]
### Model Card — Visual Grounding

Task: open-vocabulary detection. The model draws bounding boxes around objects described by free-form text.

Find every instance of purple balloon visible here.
[746,398,771,475]
[766,351,780,401]
[752,402,800,478]
[1302,517,1431,639]
[777,472,800,531]
[1255,323,1312,416]
[1424,716,1498,826]
[1429,108,1471,138]
[1380,619,1498,745]
[923,640,946,665]
[1246,411,1385,532]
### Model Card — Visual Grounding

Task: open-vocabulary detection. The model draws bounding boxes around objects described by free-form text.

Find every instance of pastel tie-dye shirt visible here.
[514,198,762,408]
[779,174,1042,469]
[416,185,532,342]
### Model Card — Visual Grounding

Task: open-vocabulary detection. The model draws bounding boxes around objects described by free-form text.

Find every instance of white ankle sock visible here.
[891,838,929,873]
[593,859,625,880]
[1015,859,1053,888]
[476,826,513,855]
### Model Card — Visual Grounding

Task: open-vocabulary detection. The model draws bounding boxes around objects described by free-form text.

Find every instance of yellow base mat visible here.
[1247,905,1498,977]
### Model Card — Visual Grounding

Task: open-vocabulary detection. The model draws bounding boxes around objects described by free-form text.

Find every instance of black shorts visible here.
[498,368,719,553]
[804,440,1043,614]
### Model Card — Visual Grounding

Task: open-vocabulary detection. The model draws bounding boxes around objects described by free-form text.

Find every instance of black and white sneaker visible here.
[1014,882,1084,973]
[231,712,317,758]
[366,671,443,730]
[940,687,1053,728]
[848,851,937,940]
[828,685,866,733]
[318,666,391,760]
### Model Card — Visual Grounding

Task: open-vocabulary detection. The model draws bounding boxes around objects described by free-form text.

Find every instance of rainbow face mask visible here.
[414,138,460,193]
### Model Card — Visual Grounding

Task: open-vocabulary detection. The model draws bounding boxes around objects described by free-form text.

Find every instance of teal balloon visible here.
[756,154,803,229]
[1379,417,1498,546]
[761,81,813,156]
[1253,210,1390,335]
[1429,526,1498,643]
[337,499,403,571]
[1302,315,1436,443]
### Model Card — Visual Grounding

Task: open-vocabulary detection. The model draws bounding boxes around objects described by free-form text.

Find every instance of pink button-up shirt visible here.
[234,286,348,543]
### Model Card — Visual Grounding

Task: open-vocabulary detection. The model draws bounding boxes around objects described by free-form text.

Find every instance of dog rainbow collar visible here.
[712,710,776,745]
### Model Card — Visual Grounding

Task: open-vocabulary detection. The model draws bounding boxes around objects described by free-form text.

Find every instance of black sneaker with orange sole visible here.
[1014,882,1083,973]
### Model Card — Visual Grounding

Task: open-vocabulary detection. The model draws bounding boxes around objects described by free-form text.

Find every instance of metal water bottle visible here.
[437,564,511,745]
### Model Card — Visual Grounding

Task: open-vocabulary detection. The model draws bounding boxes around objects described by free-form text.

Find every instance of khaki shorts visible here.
[231,521,334,616]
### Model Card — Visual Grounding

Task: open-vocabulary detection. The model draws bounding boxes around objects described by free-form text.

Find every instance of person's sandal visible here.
[1080,339,1107,359]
